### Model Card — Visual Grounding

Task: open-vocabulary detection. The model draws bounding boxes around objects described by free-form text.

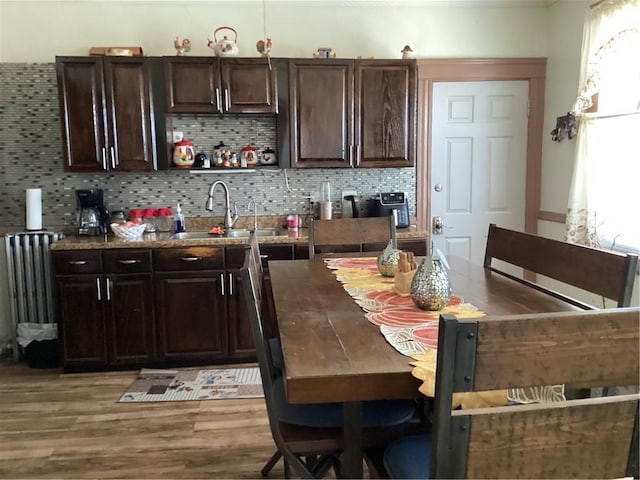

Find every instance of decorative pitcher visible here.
[411,251,451,311]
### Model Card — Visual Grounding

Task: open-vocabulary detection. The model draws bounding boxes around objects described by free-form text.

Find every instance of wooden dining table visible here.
[268,255,581,478]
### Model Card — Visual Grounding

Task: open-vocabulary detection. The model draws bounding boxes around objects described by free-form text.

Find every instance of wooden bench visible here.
[431,308,640,478]
[484,223,638,309]
[382,308,640,479]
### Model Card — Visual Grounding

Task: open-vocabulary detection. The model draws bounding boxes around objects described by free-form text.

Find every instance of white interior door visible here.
[430,81,529,267]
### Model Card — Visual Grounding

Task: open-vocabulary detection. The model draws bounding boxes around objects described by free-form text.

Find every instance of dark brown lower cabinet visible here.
[56,273,107,368]
[154,271,227,362]
[54,239,426,370]
[54,249,155,369]
[153,246,253,364]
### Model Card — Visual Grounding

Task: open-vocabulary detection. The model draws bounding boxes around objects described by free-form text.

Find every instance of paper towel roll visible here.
[26,188,42,231]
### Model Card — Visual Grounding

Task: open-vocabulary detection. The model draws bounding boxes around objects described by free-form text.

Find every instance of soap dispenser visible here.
[174,203,185,233]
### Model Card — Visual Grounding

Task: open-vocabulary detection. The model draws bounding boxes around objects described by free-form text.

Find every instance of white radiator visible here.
[4,232,62,360]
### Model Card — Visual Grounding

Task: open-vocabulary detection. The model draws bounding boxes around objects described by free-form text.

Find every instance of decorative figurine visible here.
[174,37,191,56]
[313,47,336,59]
[401,45,414,59]
[256,38,272,57]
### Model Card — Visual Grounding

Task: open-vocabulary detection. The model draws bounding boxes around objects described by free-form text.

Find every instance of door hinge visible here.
[527,100,530,117]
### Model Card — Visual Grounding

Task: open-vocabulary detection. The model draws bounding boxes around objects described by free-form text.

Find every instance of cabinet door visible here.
[289,60,355,168]
[227,270,255,360]
[165,57,222,113]
[155,271,227,362]
[56,274,107,367]
[355,60,417,168]
[105,273,155,365]
[56,57,107,172]
[221,59,277,114]
[103,58,157,171]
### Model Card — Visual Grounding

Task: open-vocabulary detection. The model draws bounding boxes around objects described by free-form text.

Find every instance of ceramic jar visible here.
[260,147,277,165]
[173,139,195,168]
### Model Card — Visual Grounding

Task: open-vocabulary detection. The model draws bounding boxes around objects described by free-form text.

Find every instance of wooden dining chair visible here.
[382,307,640,479]
[483,223,638,309]
[240,233,419,478]
[308,216,396,258]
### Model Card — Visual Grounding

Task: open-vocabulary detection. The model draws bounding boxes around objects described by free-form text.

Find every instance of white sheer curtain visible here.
[565,0,640,249]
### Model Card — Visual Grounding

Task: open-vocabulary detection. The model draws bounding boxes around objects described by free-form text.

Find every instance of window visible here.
[566,0,640,252]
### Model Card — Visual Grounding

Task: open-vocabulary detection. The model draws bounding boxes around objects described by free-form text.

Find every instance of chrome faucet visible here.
[247,199,258,231]
[206,180,239,229]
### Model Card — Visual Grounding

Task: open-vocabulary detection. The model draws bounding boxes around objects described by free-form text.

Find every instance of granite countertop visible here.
[49,222,428,251]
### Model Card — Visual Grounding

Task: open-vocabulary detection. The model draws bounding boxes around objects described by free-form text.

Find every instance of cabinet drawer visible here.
[53,250,102,275]
[103,249,151,273]
[153,247,224,271]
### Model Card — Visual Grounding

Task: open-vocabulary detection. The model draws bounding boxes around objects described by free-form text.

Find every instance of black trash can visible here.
[17,323,60,368]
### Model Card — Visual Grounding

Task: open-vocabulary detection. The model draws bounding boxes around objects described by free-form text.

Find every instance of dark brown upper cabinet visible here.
[56,56,162,172]
[165,57,277,114]
[288,59,416,169]
[289,60,355,168]
[355,60,417,168]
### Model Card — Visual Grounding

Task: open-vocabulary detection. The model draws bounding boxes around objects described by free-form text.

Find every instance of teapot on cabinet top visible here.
[208,26,239,57]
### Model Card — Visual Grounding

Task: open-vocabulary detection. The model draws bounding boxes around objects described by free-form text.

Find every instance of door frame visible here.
[416,58,547,238]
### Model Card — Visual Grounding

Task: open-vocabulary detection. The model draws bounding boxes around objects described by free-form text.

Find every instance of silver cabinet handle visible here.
[106,278,111,301]
[355,144,360,166]
[101,147,107,170]
[220,273,225,296]
[68,260,87,265]
[224,88,230,111]
[96,277,101,301]
[228,272,233,296]
[215,87,222,112]
[118,259,141,265]
[180,256,201,262]
[110,146,116,168]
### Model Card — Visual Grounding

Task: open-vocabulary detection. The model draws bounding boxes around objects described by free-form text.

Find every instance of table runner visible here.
[325,256,486,356]
[325,257,565,407]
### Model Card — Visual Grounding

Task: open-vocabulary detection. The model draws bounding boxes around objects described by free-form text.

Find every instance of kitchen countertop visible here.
[49,225,428,251]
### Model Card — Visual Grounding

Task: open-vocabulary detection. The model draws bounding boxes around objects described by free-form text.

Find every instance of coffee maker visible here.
[76,189,109,236]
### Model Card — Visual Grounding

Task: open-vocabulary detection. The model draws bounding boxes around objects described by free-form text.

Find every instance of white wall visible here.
[540,0,588,216]
[1,0,548,62]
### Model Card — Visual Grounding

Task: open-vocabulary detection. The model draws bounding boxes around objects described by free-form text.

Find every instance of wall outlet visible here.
[341,189,358,218]
[172,131,184,143]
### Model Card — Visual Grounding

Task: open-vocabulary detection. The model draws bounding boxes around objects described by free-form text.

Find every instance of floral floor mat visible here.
[119,367,263,402]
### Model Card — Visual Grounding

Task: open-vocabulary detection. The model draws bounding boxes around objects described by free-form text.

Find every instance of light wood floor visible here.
[0,361,288,479]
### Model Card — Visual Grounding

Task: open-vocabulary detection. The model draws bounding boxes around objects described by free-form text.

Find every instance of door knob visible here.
[433,216,443,234]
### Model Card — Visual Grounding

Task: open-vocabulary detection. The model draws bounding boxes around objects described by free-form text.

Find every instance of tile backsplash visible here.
[0,63,416,231]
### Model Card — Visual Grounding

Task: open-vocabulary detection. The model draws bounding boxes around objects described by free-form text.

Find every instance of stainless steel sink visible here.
[169,228,286,240]
[169,231,217,240]
[225,228,288,238]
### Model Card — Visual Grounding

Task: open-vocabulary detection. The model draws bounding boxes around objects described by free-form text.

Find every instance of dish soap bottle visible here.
[174,203,185,233]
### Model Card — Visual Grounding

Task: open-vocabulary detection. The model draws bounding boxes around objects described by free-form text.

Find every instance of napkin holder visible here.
[393,251,418,297]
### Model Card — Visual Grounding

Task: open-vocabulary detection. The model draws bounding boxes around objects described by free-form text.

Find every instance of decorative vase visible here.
[411,255,451,311]
[377,240,401,277]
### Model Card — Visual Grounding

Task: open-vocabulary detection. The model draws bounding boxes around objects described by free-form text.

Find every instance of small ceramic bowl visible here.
[110,223,147,240]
